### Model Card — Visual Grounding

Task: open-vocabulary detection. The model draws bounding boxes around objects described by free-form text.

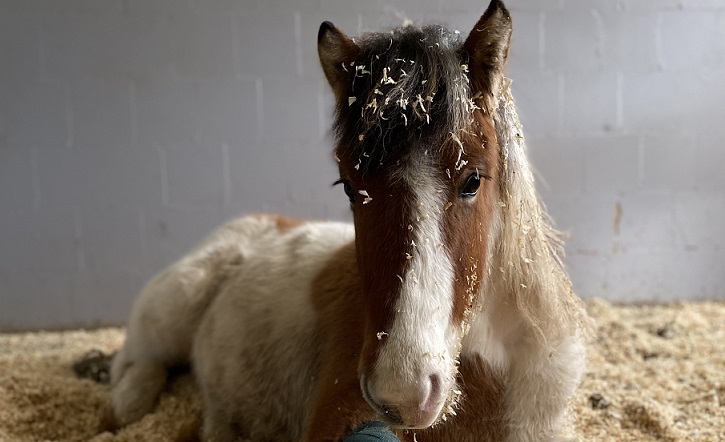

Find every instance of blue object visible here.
[344,421,401,442]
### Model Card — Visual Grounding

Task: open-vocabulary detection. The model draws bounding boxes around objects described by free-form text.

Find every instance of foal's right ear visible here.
[318,22,360,100]
[463,0,512,100]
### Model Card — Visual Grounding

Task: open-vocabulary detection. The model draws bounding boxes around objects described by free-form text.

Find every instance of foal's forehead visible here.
[334,25,474,174]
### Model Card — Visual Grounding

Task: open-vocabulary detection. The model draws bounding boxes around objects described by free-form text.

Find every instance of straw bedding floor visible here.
[0,299,722,442]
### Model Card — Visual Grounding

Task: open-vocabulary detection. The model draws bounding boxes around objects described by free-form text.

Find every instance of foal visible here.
[110,1,589,441]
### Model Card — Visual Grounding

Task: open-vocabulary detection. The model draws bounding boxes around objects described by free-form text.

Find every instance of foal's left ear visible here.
[463,0,512,99]
[318,22,360,100]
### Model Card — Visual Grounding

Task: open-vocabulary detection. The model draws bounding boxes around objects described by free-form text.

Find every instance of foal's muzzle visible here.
[360,373,445,429]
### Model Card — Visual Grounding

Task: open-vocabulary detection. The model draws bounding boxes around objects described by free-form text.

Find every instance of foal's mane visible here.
[333,25,473,168]
[492,80,590,344]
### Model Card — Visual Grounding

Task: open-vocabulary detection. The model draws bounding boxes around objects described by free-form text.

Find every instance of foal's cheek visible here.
[463,197,488,252]
[459,193,492,295]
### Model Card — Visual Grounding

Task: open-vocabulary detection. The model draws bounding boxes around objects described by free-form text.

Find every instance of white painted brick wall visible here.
[0,0,723,330]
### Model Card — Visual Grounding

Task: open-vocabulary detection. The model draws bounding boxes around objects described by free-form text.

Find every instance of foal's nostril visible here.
[421,374,443,412]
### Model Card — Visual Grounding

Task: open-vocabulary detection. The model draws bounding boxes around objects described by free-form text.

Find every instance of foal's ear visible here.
[318,22,360,100]
[463,0,512,99]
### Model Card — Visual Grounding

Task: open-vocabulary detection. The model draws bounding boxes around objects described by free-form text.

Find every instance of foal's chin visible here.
[378,401,446,430]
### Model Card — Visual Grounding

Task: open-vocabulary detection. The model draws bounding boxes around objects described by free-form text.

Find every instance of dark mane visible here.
[334,25,474,170]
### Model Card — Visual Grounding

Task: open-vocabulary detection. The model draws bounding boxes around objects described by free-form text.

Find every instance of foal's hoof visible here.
[73,349,115,384]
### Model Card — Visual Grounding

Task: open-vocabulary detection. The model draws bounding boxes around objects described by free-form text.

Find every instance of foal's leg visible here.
[110,253,230,426]
[110,356,167,427]
[200,389,239,442]
[112,217,285,429]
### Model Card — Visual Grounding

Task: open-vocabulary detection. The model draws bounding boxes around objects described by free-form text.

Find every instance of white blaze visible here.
[371,167,459,402]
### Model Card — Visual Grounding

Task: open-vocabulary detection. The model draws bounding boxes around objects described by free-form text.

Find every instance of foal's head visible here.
[318,0,512,429]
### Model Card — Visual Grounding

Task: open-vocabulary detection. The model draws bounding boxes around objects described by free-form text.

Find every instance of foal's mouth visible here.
[360,375,405,427]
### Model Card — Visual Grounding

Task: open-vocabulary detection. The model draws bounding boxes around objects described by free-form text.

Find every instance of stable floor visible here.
[0,300,723,442]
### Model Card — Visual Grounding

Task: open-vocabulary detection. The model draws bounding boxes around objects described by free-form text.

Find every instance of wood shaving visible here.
[380,67,396,85]
[358,190,372,205]
[355,65,370,75]
[0,301,721,441]
[564,300,725,442]
[415,94,427,113]
[451,132,467,171]
[365,97,378,112]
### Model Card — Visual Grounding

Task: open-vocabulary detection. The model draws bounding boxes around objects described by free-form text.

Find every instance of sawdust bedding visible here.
[0,300,722,442]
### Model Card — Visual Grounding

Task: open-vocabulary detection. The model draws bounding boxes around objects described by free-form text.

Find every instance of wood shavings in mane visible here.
[334,25,472,171]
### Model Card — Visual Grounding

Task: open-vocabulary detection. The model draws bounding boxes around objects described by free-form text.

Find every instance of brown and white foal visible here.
[110,1,589,441]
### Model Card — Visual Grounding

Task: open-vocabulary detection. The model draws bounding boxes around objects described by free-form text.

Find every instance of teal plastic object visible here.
[343,421,400,442]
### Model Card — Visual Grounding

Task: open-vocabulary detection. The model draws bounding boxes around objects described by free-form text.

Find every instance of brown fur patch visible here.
[249,214,306,233]
[306,243,378,441]
[336,160,414,376]
[396,356,508,442]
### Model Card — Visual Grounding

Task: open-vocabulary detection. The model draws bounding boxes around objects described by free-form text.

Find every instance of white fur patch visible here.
[191,219,356,440]
[461,311,509,370]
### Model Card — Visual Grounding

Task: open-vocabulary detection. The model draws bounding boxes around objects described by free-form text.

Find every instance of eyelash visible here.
[334,179,356,204]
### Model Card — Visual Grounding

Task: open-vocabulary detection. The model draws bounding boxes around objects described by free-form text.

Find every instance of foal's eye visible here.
[460,173,481,198]
[343,181,356,203]
[334,179,356,204]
